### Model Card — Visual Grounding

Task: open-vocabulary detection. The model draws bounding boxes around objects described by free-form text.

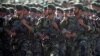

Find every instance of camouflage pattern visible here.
[0,1,100,56]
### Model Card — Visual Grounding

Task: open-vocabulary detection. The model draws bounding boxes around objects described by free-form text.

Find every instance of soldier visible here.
[61,1,69,8]
[61,3,94,56]
[21,6,43,56]
[92,1,100,12]
[54,7,64,30]
[22,4,63,56]
[8,5,34,56]
[29,7,38,25]
[88,1,100,55]
[35,8,43,25]
[36,4,61,56]
[73,4,94,56]
[94,12,100,56]
[55,7,67,56]
[55,7,64,20]
[0,7,12,56]
[60,7,73,56]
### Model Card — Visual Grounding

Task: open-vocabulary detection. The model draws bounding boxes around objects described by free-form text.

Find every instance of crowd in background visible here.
[0,0,100,56]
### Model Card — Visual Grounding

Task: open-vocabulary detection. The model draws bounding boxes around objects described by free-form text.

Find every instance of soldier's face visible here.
[74,8,79,14]
[36,12,41,17]
[17,9,29,18]
[92,5,97,10]
[16,10,23,16]
[30,12,36,17]
[44,8,55,16]
[43,9,48,16]
[57,11,63,17]
[92,5,100,11]
[65,12,70,17]
[46,8,54,15]
[23,9,29,16]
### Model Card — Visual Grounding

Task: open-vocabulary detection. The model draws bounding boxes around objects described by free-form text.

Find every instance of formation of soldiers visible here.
[0,0,100,56]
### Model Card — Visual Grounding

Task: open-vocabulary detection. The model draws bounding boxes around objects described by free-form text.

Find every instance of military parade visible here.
[0,0,100,56]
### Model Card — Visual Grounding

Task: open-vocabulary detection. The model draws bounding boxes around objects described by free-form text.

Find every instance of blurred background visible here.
[0,0,98,4]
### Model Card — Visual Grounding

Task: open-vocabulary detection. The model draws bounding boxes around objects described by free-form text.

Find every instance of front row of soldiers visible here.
[0,2,100,56]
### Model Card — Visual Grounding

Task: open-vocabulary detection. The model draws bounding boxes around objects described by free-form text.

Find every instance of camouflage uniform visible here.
[9,17,33,56]
[37,17,65,56]
[94,13,100,56]
[61,15,90,56]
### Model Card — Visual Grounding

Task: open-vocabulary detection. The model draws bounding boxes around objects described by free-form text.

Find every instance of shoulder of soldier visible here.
[38,17,46,21]
[68,16,76,19]
[36,17,46,26]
